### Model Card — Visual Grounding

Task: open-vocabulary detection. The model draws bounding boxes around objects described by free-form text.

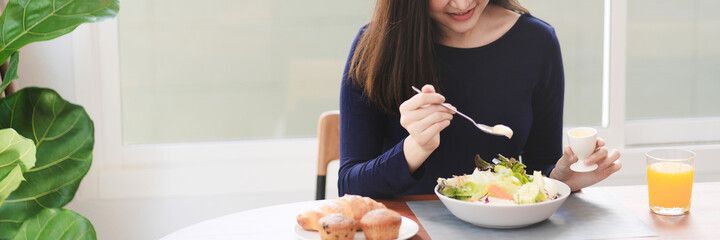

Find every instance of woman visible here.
[338,0,621,198]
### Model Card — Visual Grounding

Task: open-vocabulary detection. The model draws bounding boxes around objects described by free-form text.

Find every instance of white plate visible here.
[294,216,419,240]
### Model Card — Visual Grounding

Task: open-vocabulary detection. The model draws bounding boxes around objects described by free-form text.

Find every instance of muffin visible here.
[319,213,357,240]
[359,209,402,240]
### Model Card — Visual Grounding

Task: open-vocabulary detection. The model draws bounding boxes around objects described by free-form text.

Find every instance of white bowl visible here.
[434,177,571,229]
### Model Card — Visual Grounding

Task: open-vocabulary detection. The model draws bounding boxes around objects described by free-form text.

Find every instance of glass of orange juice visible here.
[646,149,695,215]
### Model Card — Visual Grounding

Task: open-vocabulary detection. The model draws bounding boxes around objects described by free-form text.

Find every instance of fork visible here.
[411,86,513,139]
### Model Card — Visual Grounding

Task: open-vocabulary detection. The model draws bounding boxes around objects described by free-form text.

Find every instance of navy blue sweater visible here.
[338,14,564,198]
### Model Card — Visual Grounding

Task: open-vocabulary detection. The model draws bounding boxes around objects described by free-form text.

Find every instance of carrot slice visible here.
[487,184,513,200]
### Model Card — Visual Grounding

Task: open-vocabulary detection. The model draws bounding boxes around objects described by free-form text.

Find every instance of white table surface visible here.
[161,200,326,240]
[160,182,720,239]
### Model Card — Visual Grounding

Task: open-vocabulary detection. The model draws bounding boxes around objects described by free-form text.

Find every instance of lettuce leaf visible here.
[495,155,530,184]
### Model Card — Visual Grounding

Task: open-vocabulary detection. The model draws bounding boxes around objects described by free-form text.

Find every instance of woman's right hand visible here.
[399,84,454,172]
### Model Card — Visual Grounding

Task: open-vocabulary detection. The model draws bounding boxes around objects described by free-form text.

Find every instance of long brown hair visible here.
[349,0,528,115]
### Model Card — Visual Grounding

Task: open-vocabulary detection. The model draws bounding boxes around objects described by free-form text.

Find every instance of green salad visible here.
[437,155,559,205]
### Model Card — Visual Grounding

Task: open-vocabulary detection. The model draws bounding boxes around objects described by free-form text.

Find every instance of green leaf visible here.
[11,208,96,240]
[0,87,94,238]
[0,51,19,94]
[0,0,120,63]
[0,166,24,208]
[0,128,36,207]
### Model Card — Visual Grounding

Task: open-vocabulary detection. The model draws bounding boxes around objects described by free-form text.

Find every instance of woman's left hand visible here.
[549,138,622,192]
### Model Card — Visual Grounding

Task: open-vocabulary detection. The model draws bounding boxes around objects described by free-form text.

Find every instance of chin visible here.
[447,24,476,34]
[439,19,478,35]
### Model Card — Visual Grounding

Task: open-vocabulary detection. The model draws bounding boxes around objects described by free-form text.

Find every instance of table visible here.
[161,182,720,239]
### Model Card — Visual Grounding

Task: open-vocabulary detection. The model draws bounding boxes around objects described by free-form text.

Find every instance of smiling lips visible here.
[448,7,475,21]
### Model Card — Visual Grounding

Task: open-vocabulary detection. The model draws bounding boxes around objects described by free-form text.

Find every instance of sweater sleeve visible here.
[337,27,421,198]
[523,27,565,176]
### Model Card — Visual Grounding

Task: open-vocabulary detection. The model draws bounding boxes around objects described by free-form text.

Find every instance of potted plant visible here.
[0,0,119,239]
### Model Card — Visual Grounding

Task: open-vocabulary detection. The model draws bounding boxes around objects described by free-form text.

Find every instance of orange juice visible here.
[647,162,694,210]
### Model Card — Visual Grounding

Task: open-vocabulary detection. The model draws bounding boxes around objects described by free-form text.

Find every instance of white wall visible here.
[14,35,76,100]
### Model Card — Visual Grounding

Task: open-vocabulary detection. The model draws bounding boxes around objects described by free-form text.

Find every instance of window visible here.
[118,0,373,144]
[523,0,606,127]
[627,0,720,120]
[625,0,720,145]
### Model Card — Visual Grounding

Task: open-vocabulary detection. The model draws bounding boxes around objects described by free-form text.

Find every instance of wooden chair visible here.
[316,110,340,200]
